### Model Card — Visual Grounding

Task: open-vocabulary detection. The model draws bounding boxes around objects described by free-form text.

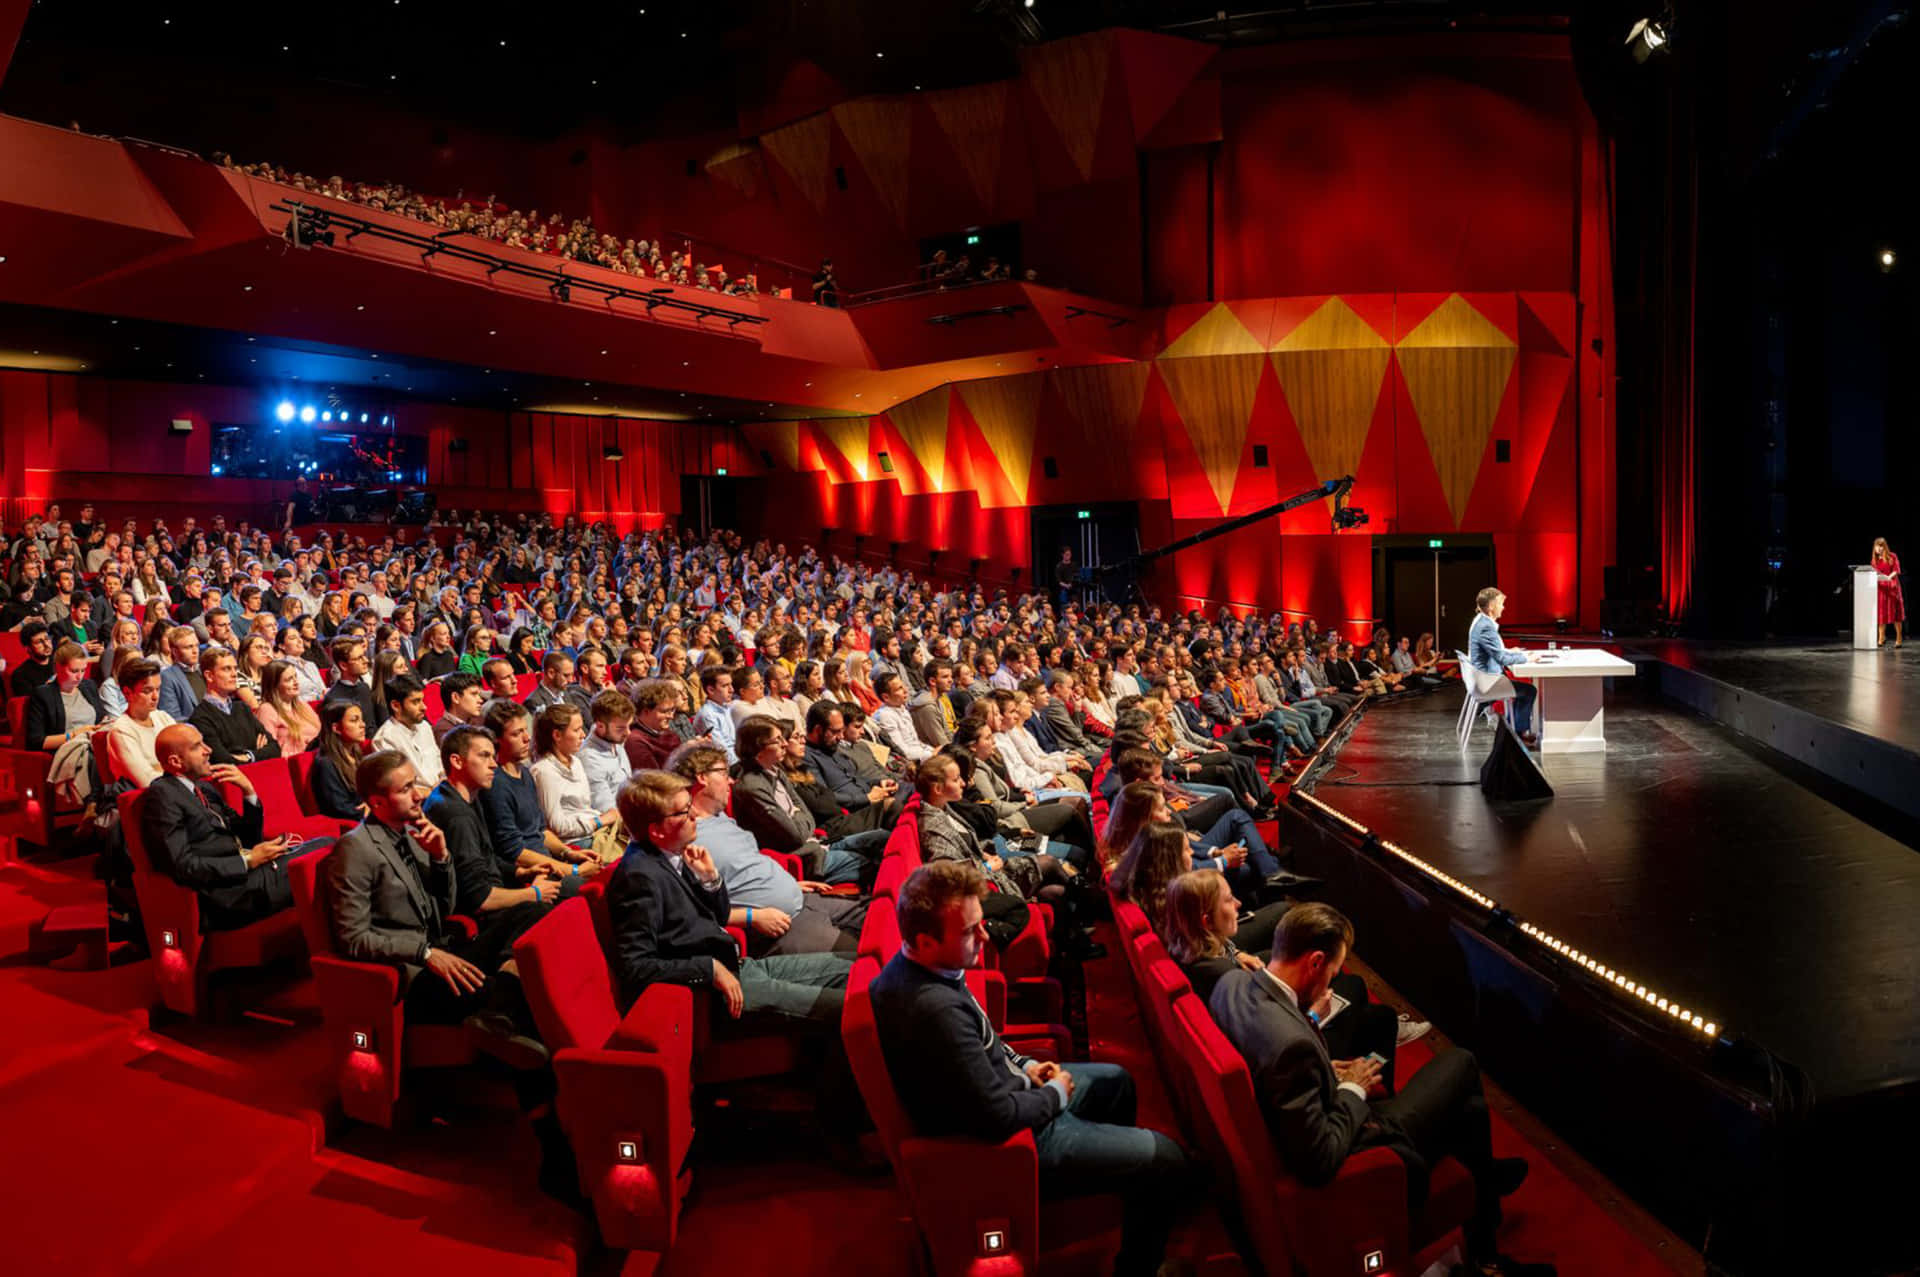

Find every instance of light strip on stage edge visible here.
[1292,791,1722,1042]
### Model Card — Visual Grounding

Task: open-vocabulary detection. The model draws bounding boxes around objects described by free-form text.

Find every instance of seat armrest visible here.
[896,1131,1041,1277]
[1283,1145,1414,1277]
[1003,1024,1073,1062]
[554,1045,696,1253]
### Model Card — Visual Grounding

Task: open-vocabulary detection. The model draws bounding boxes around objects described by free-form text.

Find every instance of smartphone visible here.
[1365,1051,1388,1066]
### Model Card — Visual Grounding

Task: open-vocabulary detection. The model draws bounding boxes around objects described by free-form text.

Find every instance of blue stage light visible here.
[299,405,316,423]
[321,410,333,422]
[211,464,223,475]
[360,413,369,423]
[276,401,296,422]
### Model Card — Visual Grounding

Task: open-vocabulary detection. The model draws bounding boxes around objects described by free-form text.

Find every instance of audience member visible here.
[868,860,1189,1277]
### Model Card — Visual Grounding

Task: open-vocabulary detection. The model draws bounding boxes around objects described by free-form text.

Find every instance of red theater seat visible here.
[577,878,802,1085]
[221,757,356,842]
[513,898,694,1254]
[843,955,1092,1277]
[119,788,307,1019]
[1170,989,1477,1277]
[287,843,478,1127]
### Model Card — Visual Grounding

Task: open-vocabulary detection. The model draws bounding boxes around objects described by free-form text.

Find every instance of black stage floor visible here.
[1634,638,1920,756]
[1309,686,1920,1101]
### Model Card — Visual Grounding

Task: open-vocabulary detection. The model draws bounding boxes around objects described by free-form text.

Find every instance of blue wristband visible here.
[532,883,543,903]
[571,863,580,877]
[746,906,754,926]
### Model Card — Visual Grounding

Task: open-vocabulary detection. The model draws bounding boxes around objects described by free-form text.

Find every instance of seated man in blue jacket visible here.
[1466,586,1536,745]
[603,768,849,1023]
[869,859,1190,1277]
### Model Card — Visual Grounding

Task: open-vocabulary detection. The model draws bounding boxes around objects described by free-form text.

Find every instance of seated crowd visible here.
[214,153,766,298]
[2,503,1555,1277]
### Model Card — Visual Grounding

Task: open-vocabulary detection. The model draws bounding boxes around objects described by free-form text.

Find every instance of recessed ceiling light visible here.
[488,329,497,335]
[370,354,379,358]
[356,304,365,310]
[600,349,608,355]
[246,336,254,341]
[243,284,252,291]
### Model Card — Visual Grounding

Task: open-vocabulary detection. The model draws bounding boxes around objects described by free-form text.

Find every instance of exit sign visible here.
[966,234,981,245]
[1427,538,1444,548]
[1076,509,1092,520]
[716,467,728,476]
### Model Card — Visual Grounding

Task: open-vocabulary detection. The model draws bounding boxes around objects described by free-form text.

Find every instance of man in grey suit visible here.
[1209,903,1552,1277]
[325,748,547,1069]
[1467,586,1536,744]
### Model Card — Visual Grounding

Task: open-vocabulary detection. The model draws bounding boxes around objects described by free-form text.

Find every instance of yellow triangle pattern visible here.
[928,81,1009,209]
[887,388,951,491]
[1273,295,1391,352]
[1271,348,1390,483]
[814,417,873,482]
[703,143,761,200]
[742,421,802,472]
[957,373,1044,505]
[1024,31,1113,181]
[1396,295,1516,525]
[760,113,834,214]
[1156,353,1265,516]
[833,99,914,227]
[1049,362,1152,434]
[1159,303,1266,359]
[1397,293,1516,349]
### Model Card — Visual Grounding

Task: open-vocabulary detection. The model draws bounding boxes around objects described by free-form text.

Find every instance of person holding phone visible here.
[140,723,308,931]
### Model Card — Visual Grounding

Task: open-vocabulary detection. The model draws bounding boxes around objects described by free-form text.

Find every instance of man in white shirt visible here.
[372,674,442,792]
[693,664,738,763]
[869,671,933,764]
[580,689,636,812]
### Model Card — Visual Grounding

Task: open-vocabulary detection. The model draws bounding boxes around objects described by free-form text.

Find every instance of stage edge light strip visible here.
[1292,790,1721,1041]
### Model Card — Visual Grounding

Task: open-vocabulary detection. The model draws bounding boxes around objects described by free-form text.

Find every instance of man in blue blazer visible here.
[1466,587,1535,744]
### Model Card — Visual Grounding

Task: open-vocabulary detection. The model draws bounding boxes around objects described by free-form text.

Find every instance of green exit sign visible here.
[716,467,728,476]
[966,234,981,245]
[1077,509,1092,520]
[1427,538,1444,548]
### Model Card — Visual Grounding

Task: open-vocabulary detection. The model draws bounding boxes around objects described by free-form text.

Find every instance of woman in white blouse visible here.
[530,702,620,847]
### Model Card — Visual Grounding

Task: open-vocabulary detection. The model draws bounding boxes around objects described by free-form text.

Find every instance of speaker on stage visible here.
[1481,715,1554,800]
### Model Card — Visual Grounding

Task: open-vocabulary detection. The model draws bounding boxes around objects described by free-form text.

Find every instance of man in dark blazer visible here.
[868,860,1189,1277]
[1209,902,1551,1277]
[188,646,281,766]
[140,723,298,930]
[325,748,545,1064]
[23,640,104,751]
[603,769,847,1023]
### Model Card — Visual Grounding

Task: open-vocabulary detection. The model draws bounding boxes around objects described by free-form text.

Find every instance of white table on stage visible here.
[1510,648,1637,754]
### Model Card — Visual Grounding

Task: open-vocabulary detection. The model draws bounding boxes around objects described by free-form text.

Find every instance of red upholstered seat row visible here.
[1110,897,1478,1276]
[837,791,1087,1277]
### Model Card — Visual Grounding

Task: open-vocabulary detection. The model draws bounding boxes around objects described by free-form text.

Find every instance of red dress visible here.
[1877,553,1905,624]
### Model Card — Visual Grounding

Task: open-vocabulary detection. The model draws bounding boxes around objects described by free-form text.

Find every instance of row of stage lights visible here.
[1291,788,1720,1042]
[275,400,392,426]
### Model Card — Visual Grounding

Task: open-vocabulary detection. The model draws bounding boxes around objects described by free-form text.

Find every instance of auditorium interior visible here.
[1,2,1915,1275]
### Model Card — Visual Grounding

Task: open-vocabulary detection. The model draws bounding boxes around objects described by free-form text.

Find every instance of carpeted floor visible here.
[0,835,1698,1277]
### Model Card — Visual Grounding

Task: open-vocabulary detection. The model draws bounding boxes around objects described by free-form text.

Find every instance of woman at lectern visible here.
[1873,537,1904,648]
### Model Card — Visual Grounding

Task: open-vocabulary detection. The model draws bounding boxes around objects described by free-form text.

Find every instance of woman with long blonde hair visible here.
[1873,537,1904,648]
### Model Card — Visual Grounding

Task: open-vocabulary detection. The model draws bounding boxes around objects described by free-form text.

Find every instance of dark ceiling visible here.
[3,1,1579,143]
[0,302,858,424]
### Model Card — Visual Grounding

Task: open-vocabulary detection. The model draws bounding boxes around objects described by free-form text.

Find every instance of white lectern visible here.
[1853,565,1880,649]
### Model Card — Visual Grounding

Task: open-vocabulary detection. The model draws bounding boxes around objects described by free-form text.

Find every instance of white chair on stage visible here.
[1454,650,1514,752]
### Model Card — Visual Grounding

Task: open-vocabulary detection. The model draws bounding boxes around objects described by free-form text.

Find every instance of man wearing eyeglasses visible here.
[603,769,850,1023]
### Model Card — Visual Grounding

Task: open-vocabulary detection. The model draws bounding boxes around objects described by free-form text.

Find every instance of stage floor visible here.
[1633,638,1920,755]
[1309,686,1920,1101]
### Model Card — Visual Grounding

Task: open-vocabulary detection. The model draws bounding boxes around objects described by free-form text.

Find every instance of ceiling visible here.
[0,302,859,423]
[2,1,1578,142]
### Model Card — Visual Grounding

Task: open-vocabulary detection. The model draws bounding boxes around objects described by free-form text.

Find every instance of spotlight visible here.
[603,444,625,462]
[210,464,223,476]
[1625,16,1669,63]
[321,410,332,422]
[1880,248,1896,272]
[276,401,296,422]
[360,412,369,423]
[299,405,317,423]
